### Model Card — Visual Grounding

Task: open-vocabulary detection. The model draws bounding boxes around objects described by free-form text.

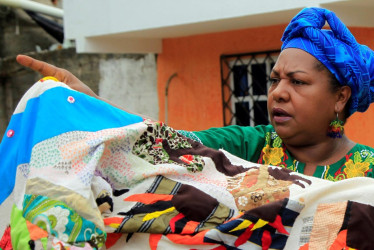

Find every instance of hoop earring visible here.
[327,113,344,138]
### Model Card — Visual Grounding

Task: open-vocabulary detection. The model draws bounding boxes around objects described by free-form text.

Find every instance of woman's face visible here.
[267,48,339,146]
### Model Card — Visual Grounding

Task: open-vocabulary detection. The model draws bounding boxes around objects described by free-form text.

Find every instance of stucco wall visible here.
[157,24,374,147]
[99,54,158,119]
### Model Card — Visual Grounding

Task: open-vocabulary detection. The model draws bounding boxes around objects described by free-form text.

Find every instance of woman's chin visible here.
[273,125,293,140]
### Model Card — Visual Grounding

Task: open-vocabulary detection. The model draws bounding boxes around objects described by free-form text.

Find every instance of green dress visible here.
[180,125,374,181]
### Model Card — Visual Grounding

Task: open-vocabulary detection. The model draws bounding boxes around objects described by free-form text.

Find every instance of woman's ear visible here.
[335,86,351,113]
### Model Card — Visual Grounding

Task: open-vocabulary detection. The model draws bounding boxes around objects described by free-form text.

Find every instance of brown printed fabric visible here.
[132,120,247,176]
[115,176,234,234]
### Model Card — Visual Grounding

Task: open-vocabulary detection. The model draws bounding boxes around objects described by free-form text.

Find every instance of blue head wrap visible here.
[281,7,374,116]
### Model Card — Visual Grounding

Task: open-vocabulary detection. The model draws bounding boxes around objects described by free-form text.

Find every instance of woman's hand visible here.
[16,55,98,98]
[16,54,154,120]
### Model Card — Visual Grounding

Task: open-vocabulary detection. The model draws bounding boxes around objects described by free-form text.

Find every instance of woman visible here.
[16,7,374,181]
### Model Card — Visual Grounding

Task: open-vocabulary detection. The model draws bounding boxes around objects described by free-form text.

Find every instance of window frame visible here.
[220,50,280,126]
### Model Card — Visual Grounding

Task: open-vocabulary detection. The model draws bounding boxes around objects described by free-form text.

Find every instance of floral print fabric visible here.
[132,120,205,172]
[22,194,106,247]
[192,124,374,181]
[257,130,374,181]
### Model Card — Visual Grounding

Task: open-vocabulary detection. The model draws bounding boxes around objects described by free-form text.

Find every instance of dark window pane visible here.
[252,63,267,95]
[235,101,250,126]
[220,50,280,127]
[254,101,268,126]
[233,65,248,97]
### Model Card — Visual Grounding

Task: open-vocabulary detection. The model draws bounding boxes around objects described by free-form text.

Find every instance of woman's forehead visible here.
[273,48,320,73]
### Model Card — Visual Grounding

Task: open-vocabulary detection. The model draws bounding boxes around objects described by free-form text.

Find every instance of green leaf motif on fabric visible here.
[264,132,282,148]
[362,150,374,164]
[354,151,362,163]
[287,161,297,172]
[265,132,271,145]
[273,136,282,148]
[326,175,335,181]
[326,172,345,182]
[365,157,374,164]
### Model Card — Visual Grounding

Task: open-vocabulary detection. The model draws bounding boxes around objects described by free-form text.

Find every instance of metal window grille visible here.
[220,50,280,126]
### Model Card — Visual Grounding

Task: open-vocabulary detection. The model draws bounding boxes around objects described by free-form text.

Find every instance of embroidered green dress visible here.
[181,125,374,181]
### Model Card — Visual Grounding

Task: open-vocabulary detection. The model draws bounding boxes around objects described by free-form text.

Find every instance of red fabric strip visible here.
[268,215,289,235]
[105,233,123,249]
[234,223,254,247]
[169,213,185,233]
[261,230,272,250]
[0,226,12,250]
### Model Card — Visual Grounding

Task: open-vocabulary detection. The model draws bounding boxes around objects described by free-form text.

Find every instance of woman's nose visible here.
[269,80,290,102]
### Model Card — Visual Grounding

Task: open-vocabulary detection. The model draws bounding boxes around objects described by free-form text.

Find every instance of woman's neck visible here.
[284,135,355,174]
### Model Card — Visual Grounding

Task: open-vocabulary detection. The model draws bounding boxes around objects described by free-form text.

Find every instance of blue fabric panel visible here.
[0,86,143,204]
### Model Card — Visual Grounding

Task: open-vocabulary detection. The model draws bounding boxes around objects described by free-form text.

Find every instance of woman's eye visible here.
[292,79,304,85]
[269,78,279,84]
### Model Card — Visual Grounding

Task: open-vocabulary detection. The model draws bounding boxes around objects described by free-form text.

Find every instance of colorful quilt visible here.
[1,78,374,250]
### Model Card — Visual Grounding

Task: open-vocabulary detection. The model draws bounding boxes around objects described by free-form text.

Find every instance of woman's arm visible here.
[16,54,154,120]
[16,55,97,98]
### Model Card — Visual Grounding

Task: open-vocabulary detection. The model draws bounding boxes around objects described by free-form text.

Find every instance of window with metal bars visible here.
[220,50,280,126]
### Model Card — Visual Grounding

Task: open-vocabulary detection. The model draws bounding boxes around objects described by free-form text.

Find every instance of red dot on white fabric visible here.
[7,129,14,138]
[67,96,75,103]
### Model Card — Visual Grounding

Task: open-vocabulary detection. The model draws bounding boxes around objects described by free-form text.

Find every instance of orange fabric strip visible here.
[166,230,214,245]
[299,243,309,250]
[26,221,48,240]
[180,220,200,235]
[149,234,163,250]
[329,229,348,250]
[104,217,124,225]
[124,193,173,204]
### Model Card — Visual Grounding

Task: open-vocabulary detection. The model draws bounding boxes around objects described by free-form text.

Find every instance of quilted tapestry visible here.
[1,78,374,250]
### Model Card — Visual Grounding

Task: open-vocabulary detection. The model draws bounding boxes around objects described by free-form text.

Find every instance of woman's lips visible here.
[272,108,292,123]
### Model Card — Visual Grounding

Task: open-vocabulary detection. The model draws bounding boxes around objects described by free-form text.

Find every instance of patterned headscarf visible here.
[281,7,374,116]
